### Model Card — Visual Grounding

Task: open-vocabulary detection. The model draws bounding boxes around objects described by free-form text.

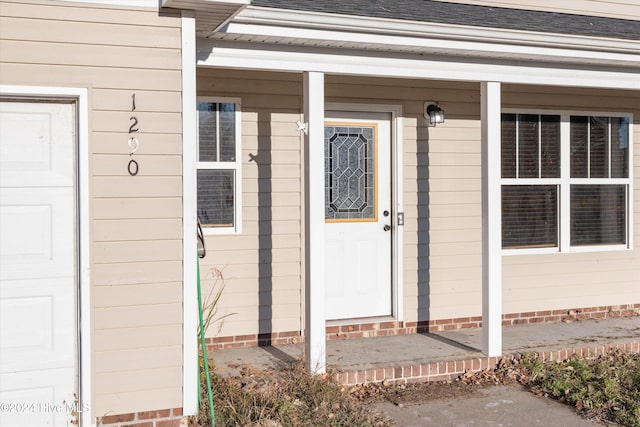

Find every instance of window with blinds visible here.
[501,112,631,252]
[569,116,629,246]
[197,100,241,232]
[501,114,560,249]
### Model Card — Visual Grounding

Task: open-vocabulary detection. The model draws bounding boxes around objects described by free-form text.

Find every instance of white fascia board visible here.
[220,22,640,68]
[197,41,640,90]
[236,7,640,55]
[68,0,248,9]
[163,0,249,7]
[68,0,157,6]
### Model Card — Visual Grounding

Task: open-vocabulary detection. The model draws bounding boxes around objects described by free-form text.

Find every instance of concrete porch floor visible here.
[211,316,640,385]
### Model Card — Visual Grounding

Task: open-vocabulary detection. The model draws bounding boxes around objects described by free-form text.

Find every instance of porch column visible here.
[303,71,326,374]
[180,9,199,416]
[481,81,502,357]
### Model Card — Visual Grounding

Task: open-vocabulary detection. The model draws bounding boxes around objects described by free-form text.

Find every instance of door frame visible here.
[325,103,404,324]
[0,85,91,426]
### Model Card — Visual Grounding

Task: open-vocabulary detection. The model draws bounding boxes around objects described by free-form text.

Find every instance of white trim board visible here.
[0,84,92,427]
[64,0,156,7]
[180,10,199,418]
[325,103,404,324]
[197,41,640,90]
[303,71,326,374]
[195,96,243,235]
[481,81,503,357]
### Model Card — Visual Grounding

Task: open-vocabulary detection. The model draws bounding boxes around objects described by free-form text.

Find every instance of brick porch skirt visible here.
[100,305,639,426]
[332,341,640,386]
[96,341,640,426]
[97,407,183,427]
[208,303,640,351]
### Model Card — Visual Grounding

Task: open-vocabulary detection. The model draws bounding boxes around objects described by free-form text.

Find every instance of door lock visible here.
[383,224,391,232]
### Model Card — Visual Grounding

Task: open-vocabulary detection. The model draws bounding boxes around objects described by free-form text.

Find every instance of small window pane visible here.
[198,102,218,162]
[502,185,558,249]
[501,113,516,178]
[570,116,588,178]
[518,114,539,178]
[611,117,629,178]
[540,115,560,178]
[219,103,236,162]
[197,169,235,227]
[571,185,626,246]
[590,116,609,178]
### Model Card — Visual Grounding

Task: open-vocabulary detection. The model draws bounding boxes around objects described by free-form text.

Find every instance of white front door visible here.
[325,112,392,320]
[0,100,78,427]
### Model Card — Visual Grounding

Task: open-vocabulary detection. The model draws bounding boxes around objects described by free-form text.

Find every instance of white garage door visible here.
[0,100,78,427]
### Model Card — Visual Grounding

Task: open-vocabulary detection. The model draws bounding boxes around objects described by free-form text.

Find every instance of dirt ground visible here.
[348,366,511,405]
[210,364,614,427]
[226,362,498,406]
[350,378,494,406]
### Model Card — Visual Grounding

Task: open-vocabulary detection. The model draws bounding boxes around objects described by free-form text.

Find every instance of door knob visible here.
[383,224,391,232]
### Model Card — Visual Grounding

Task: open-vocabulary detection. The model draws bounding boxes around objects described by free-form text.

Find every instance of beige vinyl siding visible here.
[502,85,640,314]
[432,0,640,20]
[328,79,640,321]
[197,70,486,336]
[201,70,639,336]
[323,76,483,324]
[390,84,483,322]
[197,69,304,339]
[0,0,183,417]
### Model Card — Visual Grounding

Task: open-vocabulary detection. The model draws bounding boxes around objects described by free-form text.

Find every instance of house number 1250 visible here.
[128,94,139,176]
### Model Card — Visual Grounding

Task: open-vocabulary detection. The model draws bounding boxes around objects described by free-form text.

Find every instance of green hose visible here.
[197,254,215,426]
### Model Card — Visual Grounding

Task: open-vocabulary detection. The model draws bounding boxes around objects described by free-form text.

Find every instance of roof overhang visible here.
[161,0,250,35]
[197,6,640,90]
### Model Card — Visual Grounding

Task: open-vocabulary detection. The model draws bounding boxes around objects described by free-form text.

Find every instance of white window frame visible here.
[196,96,242,234]
[502,108,633,256]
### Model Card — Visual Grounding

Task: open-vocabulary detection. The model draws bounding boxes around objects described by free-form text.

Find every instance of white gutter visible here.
[213,6,640,70]
[235,7,640,54]
[219,21,640,68]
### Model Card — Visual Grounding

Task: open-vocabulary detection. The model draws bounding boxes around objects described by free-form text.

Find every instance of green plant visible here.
[198,267,235,341]
[500,350,640,426]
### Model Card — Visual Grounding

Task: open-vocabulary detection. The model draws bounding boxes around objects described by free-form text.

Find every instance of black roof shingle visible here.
[251,0,640,41]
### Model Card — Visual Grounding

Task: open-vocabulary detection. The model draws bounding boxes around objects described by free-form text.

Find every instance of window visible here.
[501,111,632,252]
[197,99,241,233]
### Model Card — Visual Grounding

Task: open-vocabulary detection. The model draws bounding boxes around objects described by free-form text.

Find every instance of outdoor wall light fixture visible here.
[424,102,445,125]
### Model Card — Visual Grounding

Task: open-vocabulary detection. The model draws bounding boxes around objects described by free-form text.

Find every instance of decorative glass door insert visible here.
[325,123,377,222]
